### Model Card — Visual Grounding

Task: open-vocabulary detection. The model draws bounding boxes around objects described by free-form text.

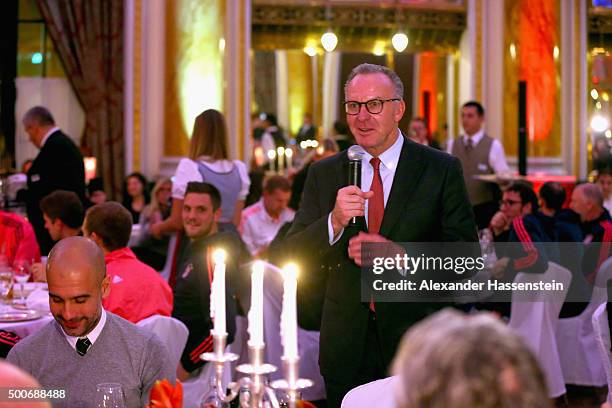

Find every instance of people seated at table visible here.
[83,202,173,323]
[569,183,612,284]
[31,190,84,282]
[121,172,150,224]
[447,101,509,229]
[569,183,612,337]
[85,177,107,208]
[490,182,552,278]
[538,182,587,318]
[40,190,84,242]
[7,236,174,407]
[407,117,441,149]
[391,309,550,408]
[132,177,173,270]
[150,109,251,239]
[289,138,339,211]
[172,182,250,380]
[0,210,40,267]
[596,166,612,214]
[0,360,52,408]
[240,175,294,258]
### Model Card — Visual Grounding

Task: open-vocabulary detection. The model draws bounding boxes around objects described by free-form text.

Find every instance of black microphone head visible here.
[347,145,365,162]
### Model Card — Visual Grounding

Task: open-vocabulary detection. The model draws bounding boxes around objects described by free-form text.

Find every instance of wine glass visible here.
[95,383,125,408]
[13,259,31,307]
[0,269,13,309]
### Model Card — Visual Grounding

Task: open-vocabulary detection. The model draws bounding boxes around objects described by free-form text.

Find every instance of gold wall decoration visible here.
[133,0,142,170]
[164,0,225,157]
[286,51,313,137]
[503,0,561,158]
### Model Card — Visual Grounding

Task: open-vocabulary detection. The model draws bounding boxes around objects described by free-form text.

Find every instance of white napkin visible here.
[26,288,50,313]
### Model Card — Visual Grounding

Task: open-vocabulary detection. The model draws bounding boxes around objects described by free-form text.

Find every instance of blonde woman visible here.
[150,109,250,238]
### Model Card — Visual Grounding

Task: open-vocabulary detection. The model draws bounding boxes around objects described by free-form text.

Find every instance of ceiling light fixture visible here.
[392,32,409,53]
[321,30,338,52]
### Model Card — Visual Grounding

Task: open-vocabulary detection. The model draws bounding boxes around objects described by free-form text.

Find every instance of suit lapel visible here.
[379,139,426,236]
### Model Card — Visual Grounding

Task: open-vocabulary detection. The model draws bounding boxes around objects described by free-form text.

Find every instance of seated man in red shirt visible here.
[0,210,41,266]
[83,201,173,322]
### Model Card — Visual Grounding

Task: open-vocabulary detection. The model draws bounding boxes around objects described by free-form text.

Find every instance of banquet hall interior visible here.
[1,0,612,407]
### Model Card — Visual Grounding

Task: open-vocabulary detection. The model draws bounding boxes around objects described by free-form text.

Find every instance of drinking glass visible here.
[13,259,31,306]
[95,383,125,408]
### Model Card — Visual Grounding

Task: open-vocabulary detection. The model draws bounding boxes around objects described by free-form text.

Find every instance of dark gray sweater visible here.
[7,312,175,407]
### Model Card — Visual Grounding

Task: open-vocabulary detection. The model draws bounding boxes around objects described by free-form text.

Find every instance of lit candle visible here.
[285,147,293,169]
[277,146,285,173]
[211,249,227,335]
[267,150,276,173]
[281,263,299,360]
[248,261,265,347]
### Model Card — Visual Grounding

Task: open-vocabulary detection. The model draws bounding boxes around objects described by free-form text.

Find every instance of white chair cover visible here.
[261,262,326,401]
[592,303,612,403]
[340,376,398,408]
[556,256,612,386]
[508,262,571,398]
[136,315,189,374]
[159,233,178,280]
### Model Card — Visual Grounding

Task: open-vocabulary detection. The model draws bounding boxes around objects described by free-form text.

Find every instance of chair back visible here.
[509,262,571,398]
[341,376,398,408]
[592,303,612,403]
[136,314,188,371]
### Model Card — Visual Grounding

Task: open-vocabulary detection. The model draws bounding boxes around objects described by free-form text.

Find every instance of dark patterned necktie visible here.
[76,337,91,356]
[465,137,474,152]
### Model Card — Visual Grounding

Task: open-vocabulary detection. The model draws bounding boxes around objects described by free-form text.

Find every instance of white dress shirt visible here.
[240,199,295,255]
[62,309,107,351]
[446,128,509,174]
[328,131,404,244]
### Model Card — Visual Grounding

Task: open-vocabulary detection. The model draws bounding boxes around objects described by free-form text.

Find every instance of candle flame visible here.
[277,146,285,155]
[267,150,276,159]
[212,248,226,264]
[283,263,299,280]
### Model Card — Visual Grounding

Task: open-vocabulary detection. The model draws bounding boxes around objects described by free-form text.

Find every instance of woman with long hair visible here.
[150,109,250,238]
[122,172,150,223]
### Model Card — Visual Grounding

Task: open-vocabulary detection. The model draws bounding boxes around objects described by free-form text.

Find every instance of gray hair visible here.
[392,308,550,408]
[23,106,55,126]
[577,183,604,208]
[344,63,404,99]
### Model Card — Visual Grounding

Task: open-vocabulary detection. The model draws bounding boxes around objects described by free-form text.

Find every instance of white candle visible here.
[285,148,293,169]
[211,249,227,335]
[281,263,299,360]
[277,146,285,173]
[248,261,265,346]
[267,150,276,173]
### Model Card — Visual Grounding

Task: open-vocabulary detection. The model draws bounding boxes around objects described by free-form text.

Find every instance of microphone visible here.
[347,145,365,227]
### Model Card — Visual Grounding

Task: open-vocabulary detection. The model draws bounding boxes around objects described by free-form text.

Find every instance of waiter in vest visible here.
[447,101,509,229]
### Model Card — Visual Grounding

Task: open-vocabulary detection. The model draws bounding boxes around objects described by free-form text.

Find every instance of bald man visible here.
[0,361,51,408]
[7,237,175,408]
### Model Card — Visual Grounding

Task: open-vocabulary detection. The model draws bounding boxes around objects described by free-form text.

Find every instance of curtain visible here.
[37,0,124,199]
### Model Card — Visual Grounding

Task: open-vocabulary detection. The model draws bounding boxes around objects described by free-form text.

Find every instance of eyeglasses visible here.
[499,199,523,207]
[344,98,400,115]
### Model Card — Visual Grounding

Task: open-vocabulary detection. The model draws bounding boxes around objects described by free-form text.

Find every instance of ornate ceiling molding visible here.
[252,4,465,30]
[251,3,466,51]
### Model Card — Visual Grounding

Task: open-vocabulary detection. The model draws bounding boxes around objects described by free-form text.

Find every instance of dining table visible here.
[0,282,53,339]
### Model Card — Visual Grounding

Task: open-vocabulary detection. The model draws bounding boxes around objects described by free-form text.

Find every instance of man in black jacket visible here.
[22,106,85,254]
[285,63,477,407]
